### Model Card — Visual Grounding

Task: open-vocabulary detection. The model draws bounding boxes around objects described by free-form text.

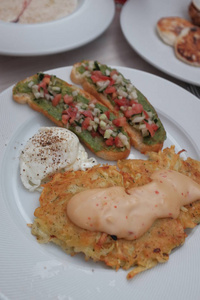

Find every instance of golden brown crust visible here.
[156,17,193,46]
[70,66,85,85]
[174,26,200,66]
[189,2,200,26]
[71,62,164,154]
[13,74,130,160]
[96,147,130,161]
[31,146,200,279]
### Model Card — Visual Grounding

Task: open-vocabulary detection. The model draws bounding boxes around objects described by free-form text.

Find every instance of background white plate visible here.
[0,0,115,56]
[120,0,200,86]
[0,66,200,300]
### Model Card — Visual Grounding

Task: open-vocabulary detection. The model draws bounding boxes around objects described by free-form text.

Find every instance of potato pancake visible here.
[31,146,200,279]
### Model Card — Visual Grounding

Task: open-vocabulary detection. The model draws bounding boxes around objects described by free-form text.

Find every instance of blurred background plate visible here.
[0,0,115,56]
[120,0,200,86]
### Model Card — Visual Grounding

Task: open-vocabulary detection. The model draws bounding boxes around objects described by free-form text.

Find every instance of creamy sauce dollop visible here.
[20,127,97,192]
[67,170,200,240]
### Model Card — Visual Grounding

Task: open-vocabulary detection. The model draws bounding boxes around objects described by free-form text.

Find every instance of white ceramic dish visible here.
[120,0,200,86]
[0,66,200,300]
[0,0,115,56]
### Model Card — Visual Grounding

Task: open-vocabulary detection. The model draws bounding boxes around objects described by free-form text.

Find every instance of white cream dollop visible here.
[20,127,97,192]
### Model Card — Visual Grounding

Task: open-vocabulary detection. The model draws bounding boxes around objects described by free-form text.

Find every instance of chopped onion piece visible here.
[129,90,138,99]
[72,90,78,97]
[100,120,107,130]
[89,103,95,109]
[88,61,94,71]
[117,89,128,98]
[104,129,113,139]
[28,81,34,88]
[75,126,82,133]
[112,74,118,81]
[118,133,129,148]
[94,117,100,124]
[141,128,149,137]
[131,115,145,123]
[93,108,100,116]
[52,86,61,92]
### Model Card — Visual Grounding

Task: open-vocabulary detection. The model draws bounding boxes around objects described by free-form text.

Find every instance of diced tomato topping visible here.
[114,136,124,148]
[69,116,76,124]
[98,127,105,136]
[143,110,149,119]
[91,71,112,83]
[82,117,91,129]
[124,104,143,118]
[81,110,94,120]
[144,121,158,137]
[38,75,51,93]
[67,106,78,117]
[152,123,159,131]
[42,77,50,85]
[105,137,114,146]
[114,97,129,107]
[68,106,78,124]
[108,78,115,86]
[104,110,110,119]
[91,130,100,138]
[92,71,102,76]
[52,94,62,107]
[112,117,127,127]
[62,114,70,125]
[44,74,51,78]
[111,92,118,100]
[63,94,73,104]
[104,86,116,94]
[38,81,47,91]
[62,106,78,124]
[91,74,101,83]
[129,99,138,105]
[110,70,118,77]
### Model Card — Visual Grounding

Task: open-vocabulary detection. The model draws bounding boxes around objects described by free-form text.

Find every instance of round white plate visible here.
[120,0,200,86]
[1,66,200,300]
[0,0,115,56]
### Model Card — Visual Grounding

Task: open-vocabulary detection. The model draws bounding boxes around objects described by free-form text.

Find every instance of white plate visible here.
[120,0,200,86]
[1,66,200,300]
[0,0,115,56]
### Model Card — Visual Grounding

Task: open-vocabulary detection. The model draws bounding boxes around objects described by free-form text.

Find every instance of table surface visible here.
[0,5,188,94]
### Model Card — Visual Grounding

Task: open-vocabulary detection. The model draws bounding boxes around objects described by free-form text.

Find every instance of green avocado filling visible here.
[13,73,129,153]
[135,89,165,146]
[77,61,166,146]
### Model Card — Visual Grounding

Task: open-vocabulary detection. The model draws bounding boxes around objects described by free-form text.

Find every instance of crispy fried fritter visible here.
[31,146,200,279]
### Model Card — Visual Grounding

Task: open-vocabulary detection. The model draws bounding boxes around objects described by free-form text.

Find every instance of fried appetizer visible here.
[32,146,200,279]
[71,60,166,154]
[13,73,130,160]
[156,17,193,46]
[174,26,200,67]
